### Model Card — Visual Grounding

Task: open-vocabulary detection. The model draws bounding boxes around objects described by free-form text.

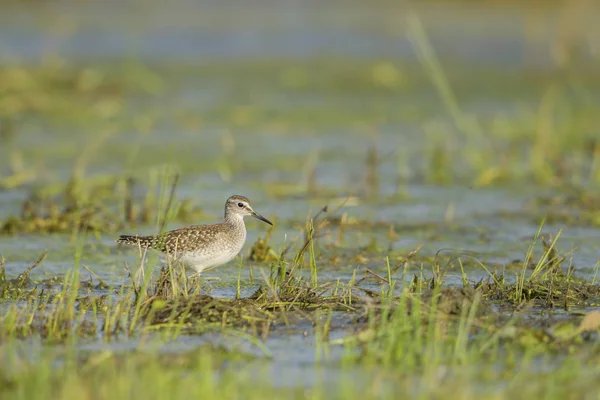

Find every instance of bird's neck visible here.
[224,212,247,241]
[224,212,245,227]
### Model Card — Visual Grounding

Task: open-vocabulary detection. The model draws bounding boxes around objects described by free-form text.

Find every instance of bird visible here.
[116,195,273,275]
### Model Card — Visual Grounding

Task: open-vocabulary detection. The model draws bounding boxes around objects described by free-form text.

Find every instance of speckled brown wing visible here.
[159,224,227,255]
[117,224,227,255]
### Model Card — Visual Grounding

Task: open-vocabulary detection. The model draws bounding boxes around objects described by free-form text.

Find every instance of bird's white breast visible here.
[176,224,246,274]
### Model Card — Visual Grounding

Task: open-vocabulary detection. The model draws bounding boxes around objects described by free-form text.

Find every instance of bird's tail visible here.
[116,235,155,248]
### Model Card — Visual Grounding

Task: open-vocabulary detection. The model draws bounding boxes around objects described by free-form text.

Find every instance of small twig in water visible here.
[17,250,48,287]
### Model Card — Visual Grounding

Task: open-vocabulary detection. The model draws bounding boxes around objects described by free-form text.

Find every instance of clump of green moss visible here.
[527,188,600,226]
[0,174,206,235]
[142,294,274,329]
[248,229,278,263]
[0,251,46,299]
[476,238,600,309]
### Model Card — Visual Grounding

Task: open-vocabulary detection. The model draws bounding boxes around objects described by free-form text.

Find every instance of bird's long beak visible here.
[251,211,273,226]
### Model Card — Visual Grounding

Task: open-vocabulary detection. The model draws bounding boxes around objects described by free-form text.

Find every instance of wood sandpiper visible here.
[116,195,273,274]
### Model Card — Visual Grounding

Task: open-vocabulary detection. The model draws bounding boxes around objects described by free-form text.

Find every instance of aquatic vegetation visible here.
[0,2,599,398]
[527,189,600,227]
[0,174,205,235]
[1,241,600,399]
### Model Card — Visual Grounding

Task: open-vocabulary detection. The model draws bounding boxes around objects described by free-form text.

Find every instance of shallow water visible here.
[1,0,600,392]
[0,2,575,65]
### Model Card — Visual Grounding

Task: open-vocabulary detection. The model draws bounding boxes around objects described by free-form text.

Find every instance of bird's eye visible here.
[237,202,244,208]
